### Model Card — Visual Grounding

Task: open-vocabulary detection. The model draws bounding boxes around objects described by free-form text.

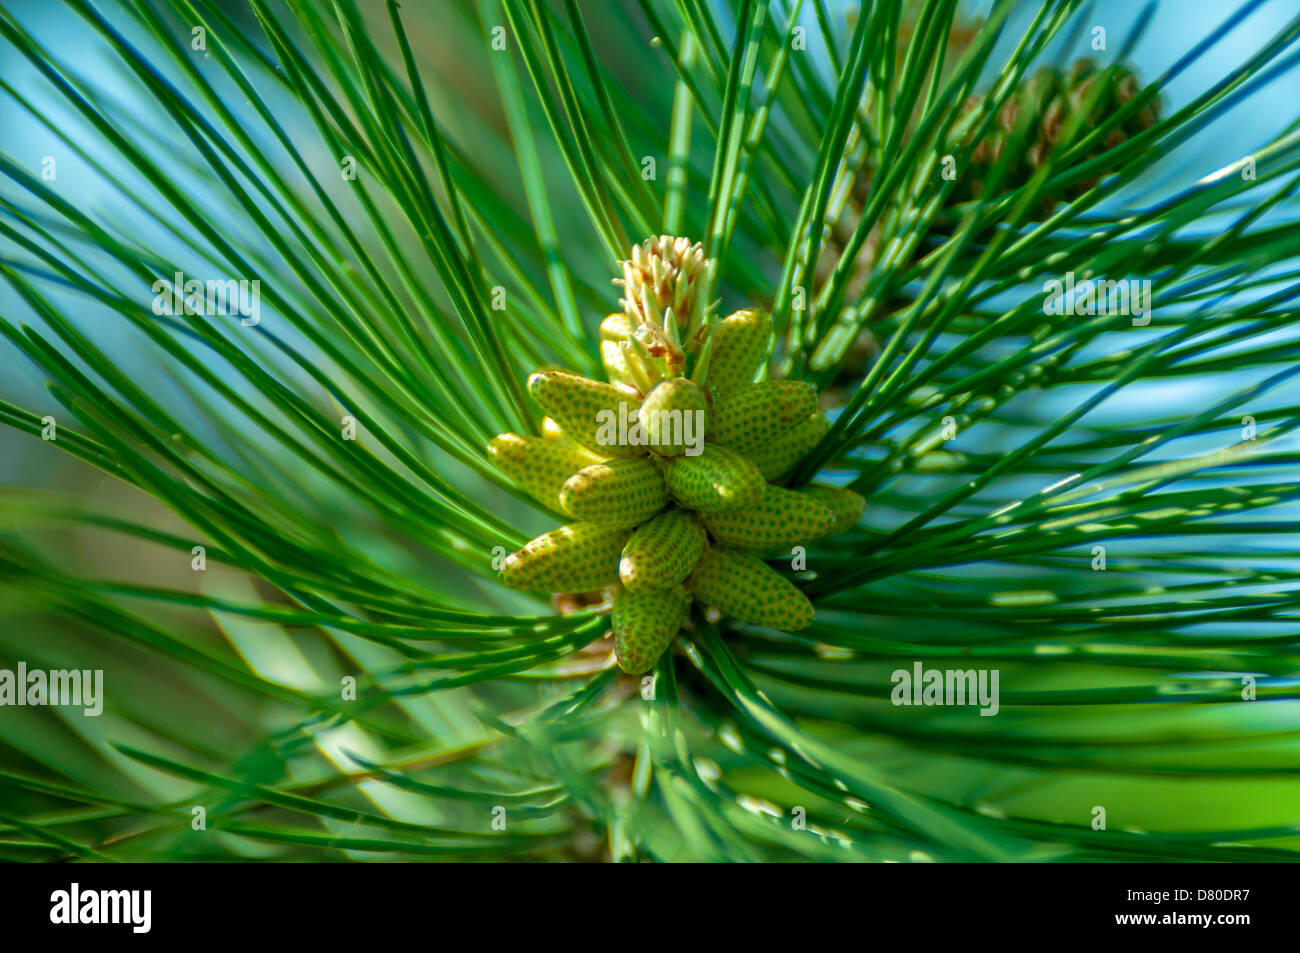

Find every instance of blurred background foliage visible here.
[0,0,1298,861]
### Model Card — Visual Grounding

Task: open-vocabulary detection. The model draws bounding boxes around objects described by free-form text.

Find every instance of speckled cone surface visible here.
[745,412,832,481]
[639,378,710,456]
[488,433,595,509]
[527,368,639,455]
[619,509,707,591]
[688,546,814,631]
[804,485,866,535]
[710,380,818,453]
[663,444,766,512]
[706,308,770,395]
[500,523,631,592]
[599,313,638,388]
[612,585,691,674]
[701,484,836,551]
[559,457,668,527]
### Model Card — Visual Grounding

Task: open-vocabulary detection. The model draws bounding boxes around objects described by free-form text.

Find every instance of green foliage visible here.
[1,0,1298,861]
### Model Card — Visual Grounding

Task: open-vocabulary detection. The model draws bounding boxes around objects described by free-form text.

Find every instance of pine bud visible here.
[708,380,818,453]
[745,412,831,482]
[500,523,630,592]
[619,509,707,591]
[701,484,835,550]
[612,585,690,674]
[599,313,638,389]
[803,484,866,535]
[558,456,669,527]
[705,308,771,395]
[663,443,765,512]
[527,368,640,455]
[638,377,710,457]
[540,417,567,440]
[488,433,598,510]
[688,547,813,630]
[615,235,712,348]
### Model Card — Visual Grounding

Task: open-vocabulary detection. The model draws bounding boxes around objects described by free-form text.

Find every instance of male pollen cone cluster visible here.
[822,53,1160,399]
[489,236,864,674]
[952,58,1161,210]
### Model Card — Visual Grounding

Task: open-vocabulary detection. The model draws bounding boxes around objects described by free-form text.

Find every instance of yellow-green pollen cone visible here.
[490,237,865,674]
[639,378,710,457]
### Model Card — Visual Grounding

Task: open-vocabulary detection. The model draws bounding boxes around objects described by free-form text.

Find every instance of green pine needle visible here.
[1,0,1298,862]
